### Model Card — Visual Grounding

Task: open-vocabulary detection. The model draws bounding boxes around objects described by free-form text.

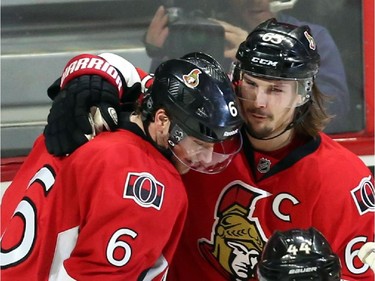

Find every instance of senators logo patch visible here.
[304,31,316,50]
[123,172,165,210]
[351,175,375,215]
[182,69,201,88]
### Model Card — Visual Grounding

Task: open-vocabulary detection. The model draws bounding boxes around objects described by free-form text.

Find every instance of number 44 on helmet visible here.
[257,227,342,281]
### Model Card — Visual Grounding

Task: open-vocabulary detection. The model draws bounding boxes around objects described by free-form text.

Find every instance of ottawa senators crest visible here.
[183,69,201,88]
[351,175,375,215]
[304,31,316,50]
[198,181,270,280]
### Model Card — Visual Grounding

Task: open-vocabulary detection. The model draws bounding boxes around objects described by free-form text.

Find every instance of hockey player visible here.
[166,19,374,280]
[0,53,147,280]
[257,227,342,280]
[0,52,243,280]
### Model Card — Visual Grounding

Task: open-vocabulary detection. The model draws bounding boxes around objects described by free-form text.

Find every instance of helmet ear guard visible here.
[167,122,186,147]
[297,79,313,105]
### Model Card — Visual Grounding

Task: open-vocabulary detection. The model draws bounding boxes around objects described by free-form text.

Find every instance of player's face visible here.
[237,74,302,139]
[169,132,242,175]
[170,136,215,175]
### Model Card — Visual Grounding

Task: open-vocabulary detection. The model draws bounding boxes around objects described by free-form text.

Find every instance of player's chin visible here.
[173,160,191,175]
[177,165,190,175]
[246,123,274,139]
[246,118,268,131]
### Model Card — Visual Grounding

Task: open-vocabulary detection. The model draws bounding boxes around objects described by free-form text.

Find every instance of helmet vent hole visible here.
[204,65,224,81]
[199,123,217,139]
[287,62,304,69]
[257,45,280,55]
[185,57,225,81]
[168,78,180,98]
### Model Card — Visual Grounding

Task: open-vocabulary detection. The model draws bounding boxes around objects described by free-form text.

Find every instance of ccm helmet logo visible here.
[251,57,278,67]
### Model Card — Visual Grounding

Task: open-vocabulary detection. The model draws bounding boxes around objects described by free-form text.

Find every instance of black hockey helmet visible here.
[143,52,243,144]
[234,18,320,80]
[257,227,341,281]
[142,52,243,174]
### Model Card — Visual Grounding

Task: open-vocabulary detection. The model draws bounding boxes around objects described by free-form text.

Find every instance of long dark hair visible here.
[295,84,332,137]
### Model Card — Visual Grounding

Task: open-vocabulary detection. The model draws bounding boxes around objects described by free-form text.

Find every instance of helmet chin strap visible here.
[246,101,312,141]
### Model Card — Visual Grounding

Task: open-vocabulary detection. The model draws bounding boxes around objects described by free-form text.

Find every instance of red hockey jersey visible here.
[1,129,187,280]
[168,132,374,281]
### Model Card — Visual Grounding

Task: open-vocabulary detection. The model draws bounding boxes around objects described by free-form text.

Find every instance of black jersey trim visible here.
[118,112,149,141]
[242,127,321,182]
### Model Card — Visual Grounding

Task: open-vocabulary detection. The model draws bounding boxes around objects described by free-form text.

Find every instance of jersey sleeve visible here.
[1,134,66,279]
[312,163,374,280]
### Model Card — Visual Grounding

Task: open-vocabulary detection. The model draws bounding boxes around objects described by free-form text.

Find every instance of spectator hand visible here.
[210,19,248,61]
[144,5,169,57]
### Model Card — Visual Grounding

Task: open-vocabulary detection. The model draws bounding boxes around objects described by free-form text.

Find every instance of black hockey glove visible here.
[44,53,149,156]
[44,74,120,156]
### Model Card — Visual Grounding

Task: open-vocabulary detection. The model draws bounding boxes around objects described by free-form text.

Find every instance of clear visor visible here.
[236,71,311,109]
[169,130,243,174]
